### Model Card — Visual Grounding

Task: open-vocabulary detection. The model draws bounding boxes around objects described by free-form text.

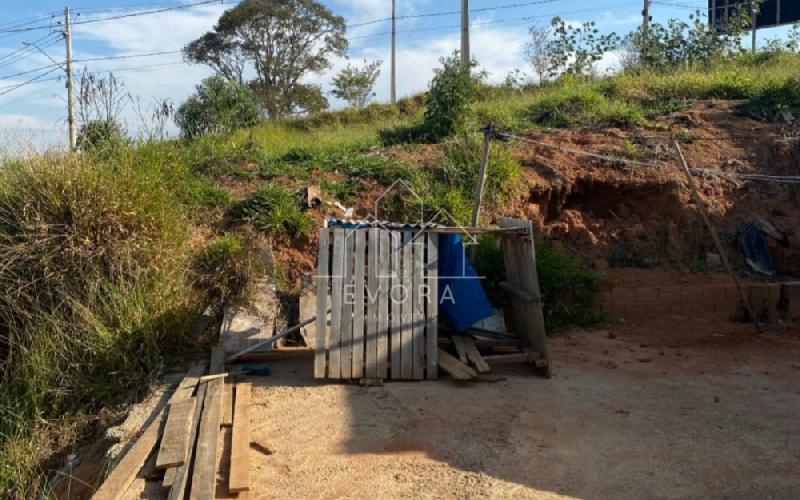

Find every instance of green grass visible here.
[231,185,312,237]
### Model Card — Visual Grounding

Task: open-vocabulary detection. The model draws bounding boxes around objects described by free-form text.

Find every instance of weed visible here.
[231,185,312,237]
[193,231,268,306]
[609,241,655,268]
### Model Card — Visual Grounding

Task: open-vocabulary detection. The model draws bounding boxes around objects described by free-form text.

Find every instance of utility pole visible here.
[751,1,758,53]
[64,6,77,152]
[391,0,396,104]
[641,0,650,61]
[460,0,470,66]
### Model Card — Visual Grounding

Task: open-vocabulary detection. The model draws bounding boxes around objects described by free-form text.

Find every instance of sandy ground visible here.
[103,317,800,500]
[230,320,800,500]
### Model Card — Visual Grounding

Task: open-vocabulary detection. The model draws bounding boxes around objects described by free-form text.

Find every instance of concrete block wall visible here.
[597,283,785,323]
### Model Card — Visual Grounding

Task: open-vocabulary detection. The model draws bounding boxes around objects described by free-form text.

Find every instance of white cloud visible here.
[0,114,50,129]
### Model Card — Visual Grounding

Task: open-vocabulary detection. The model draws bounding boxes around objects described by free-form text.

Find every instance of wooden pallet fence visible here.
[315,227,439,380]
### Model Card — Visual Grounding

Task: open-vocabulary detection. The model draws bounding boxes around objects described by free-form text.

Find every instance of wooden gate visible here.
[314,227,439,380]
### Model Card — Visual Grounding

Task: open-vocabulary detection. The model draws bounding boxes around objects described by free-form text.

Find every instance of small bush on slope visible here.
[231,185,312,237]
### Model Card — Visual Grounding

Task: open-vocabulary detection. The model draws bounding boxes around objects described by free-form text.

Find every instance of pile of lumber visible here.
[437,329,549,381]
[92,346,253,499]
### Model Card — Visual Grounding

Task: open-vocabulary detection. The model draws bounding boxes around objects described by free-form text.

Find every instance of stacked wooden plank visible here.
[92,346,254,499]
[315,227,439,380]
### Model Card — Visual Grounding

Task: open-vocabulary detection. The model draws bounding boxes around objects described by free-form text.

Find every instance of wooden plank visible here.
[165,383,206,498]
[365,228,379,378]
[169,362,206,403]
[155,398,196,469]
[92,409,166,500]
[389,232,402,379]
[461,336,491,374]
[340,231,355,380]
[188,379,224,500]
[400,231,413,379]
[483,351,542,364]
[221,383,233,427]
[352,230,366,379]
[328,229,346,379]
[314,228,330,378]
[451,335,469,363]
[229,383,251,493]
[412,234,425,379]
[436,348,477,380]
[376,229,390,379]
[498,218,551,376]
[426,233,439,380]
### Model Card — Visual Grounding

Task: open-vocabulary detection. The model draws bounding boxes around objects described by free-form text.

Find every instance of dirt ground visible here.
[188,319,800,500]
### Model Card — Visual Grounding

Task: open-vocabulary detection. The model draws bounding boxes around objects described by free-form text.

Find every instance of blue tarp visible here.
[436,234,494,332]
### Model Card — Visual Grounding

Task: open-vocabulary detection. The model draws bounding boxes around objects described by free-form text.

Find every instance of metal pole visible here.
[64,7,77,152]
[391,0,396,104]
[461,0,470,65]
[471,125,492,227]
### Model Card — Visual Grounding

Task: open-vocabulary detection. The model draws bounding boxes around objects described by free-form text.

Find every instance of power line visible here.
[0,33,61,70]
[348,0,559,29]
[0,0,219,35]
[350,2,641,41]
[0,67,61,97]
[73,50,184,63]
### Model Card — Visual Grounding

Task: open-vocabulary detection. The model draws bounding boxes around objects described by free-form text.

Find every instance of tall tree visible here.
[524,22,551,84]
[185,0,347,118]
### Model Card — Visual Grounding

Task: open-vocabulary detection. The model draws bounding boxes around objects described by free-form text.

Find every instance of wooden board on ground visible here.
[221,382,233,427]
[92,408,166,500]
[155,398,196,469]
[165,382,206,498]
[437,348,477,381]
[451,335,468,363]
[461,336,490,374]
[229,383,251,493]
[189,378,224,500]
[169,362,206,403]
[498,217,551,377]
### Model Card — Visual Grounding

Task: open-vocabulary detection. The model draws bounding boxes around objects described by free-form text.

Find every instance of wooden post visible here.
[674,142,764,334]
[461,0,470,65]
[470,125,492,228]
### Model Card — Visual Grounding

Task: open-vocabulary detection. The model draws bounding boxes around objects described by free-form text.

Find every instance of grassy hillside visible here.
[2,52,800,496]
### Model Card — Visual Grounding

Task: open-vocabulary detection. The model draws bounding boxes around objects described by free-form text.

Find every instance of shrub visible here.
[77,119,127,150]
[231,185,312,237]
[423,52,484,141]
[536,240,603,331]
[176,75,261,139]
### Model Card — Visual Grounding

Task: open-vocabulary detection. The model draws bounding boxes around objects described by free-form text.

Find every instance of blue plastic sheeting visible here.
[436,234,495,332]
[737,224,775,276]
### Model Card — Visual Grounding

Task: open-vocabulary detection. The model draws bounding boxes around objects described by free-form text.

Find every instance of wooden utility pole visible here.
[391,0,396,104]
[461,0,470,66]
[673,142,764,334]
[64,6,77,152]
[470,125,492,227]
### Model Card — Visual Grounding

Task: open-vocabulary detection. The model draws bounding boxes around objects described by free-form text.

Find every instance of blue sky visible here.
[0,0,792,149]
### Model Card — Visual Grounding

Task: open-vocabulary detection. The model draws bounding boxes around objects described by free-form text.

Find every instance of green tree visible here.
[423,52,484,141]
[175,75,261,138]
[330,59,382,108]
[185,0,347,118]
[547,18,620,77]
